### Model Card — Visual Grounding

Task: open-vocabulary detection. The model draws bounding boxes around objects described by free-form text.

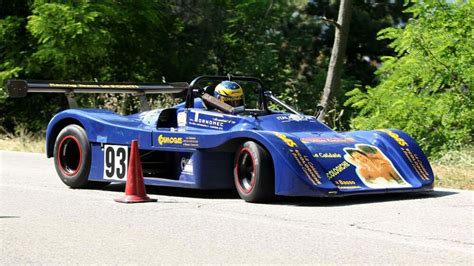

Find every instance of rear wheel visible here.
[54,124,108,188]
[234,141,274,203]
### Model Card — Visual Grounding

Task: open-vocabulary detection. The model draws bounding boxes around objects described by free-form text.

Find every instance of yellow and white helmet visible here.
[214,81,245,107]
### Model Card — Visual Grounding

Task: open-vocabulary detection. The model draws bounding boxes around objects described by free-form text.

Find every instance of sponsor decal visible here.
[378,129,408,147]
[177,112,187,127]
[343,144,411,188]
[400,147,430,181]
[156,134,199,148]
[158,134,183,145]
[336,185,362,190]
[276,114,314,122]
[276,132,322,185]
[183,136,199,147]
[335,180,356,185]
[196,118,224,128]
[188,111,236,130]
[313,152,341,158]
[334,179,361,189]
[379,129,430,181]
[97,135,107,143]
[289,148,322,185]
[274,132,297,148]
[220,94,243,101]
[326,161,350,179]
[49,83,139,89]
[301,137,356,144]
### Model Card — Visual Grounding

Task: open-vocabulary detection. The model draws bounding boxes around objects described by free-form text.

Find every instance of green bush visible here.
[346,1,474,157]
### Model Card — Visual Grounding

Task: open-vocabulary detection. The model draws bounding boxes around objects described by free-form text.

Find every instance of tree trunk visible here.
[317,0,353,122]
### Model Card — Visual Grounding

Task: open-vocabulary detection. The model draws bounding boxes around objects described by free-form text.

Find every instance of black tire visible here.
[233,141,274,203]
[54,124,108,188]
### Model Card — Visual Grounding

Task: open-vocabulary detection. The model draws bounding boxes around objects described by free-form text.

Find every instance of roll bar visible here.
[185,75,268,111]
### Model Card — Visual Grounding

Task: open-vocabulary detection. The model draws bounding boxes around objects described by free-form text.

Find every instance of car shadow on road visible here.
[98,183,458,206]
[100,183,241,200]
[275,190,458,207]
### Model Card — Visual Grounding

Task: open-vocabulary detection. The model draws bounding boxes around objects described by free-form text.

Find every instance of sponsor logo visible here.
[177,112,187,127]
[274,132,297,147]
[290,148,321,185]
[183,136,199,147]
[196,117,224,128]
[313,152,342,158]
[301,137,356,144]
[335,180,356,185]
[326,161,350,179]
[189,111,235,130]
[378,129,408,147]
[49,83,139,89]
[276,114,313,122]
[158,134,183,145]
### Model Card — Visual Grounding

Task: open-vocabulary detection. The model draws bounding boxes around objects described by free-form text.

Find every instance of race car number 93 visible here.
[103,145,128,181]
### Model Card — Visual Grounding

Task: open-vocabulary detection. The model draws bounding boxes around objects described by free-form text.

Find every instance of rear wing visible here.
[7,79,189,110]
[7,80,189,97]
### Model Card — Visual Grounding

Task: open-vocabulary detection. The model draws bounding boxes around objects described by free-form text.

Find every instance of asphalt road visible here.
[1,150,473,264]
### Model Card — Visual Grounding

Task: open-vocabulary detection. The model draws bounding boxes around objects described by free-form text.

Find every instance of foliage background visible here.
[1,0,472,158]
[345,1,473,156]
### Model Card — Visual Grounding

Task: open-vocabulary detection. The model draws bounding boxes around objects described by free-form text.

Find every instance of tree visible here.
[0,0,185,131]
[317,0,352,121]
[1,0,411,134]
[345,0,473,156]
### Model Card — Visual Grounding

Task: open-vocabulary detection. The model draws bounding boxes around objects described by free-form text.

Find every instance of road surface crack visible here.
[350,224,474,246]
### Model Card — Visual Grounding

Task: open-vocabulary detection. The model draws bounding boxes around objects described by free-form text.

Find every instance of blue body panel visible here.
[46,104,434,197]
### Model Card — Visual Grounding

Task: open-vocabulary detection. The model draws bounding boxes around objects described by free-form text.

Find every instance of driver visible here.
[214,81,245,108]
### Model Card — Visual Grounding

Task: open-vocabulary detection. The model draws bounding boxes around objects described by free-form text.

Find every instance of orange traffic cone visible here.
[114,140,157,203]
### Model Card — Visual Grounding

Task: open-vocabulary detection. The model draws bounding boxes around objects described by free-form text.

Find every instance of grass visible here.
[431,147,474,190]
[0,130,472,190]
[0,129,45,153]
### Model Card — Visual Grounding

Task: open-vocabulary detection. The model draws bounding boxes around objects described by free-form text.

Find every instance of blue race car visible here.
[7,75,434,202]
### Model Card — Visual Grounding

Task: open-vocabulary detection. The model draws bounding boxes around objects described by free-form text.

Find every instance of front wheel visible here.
[234,141,274,203]
[54,124,108,188]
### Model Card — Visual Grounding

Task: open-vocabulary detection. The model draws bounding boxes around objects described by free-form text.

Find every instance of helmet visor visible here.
[223,98,244,107]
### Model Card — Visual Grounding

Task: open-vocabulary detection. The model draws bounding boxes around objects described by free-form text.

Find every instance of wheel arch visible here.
[211,136,276,184]
[46,118,85,157]
[211,137,274,163]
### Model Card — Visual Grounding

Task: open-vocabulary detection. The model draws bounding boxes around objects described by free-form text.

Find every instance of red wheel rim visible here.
[235,147,256,194]
[57,136,82,176]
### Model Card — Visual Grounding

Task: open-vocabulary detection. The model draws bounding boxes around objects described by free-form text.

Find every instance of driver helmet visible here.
[214,81,245,107]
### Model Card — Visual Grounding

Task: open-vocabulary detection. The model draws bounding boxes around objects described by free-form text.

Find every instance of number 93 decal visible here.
[103,145,129,181]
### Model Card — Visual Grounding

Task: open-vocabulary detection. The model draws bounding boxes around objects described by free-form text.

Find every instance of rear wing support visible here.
[136,92,150,111]
[65,91,78,109]
[6,79,188,111]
